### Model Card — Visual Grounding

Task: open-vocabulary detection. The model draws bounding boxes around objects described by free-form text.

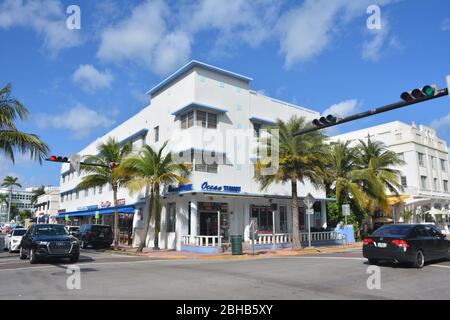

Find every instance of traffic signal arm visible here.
[294,87,448,137]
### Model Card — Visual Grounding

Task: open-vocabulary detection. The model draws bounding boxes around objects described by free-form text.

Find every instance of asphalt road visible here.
[1,234,450,300]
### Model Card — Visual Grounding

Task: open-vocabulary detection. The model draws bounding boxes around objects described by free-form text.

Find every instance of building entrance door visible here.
[198,202,229,241]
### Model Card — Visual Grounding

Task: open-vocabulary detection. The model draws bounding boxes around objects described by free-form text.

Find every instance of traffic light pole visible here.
[45,158,110,169]
[293,87,449,137]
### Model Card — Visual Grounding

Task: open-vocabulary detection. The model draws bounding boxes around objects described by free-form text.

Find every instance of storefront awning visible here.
[169,190,335,201]
[56,205,135,218]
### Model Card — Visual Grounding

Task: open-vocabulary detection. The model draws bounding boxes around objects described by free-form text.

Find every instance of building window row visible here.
[420,175,449,192]
[61,185,109,202]
[11,194,32,200]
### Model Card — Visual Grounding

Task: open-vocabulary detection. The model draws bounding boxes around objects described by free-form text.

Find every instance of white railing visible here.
[181,235,224,247]
[255,231,342,244]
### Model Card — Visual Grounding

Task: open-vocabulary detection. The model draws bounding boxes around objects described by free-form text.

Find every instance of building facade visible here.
[34,187,60,223]
[0,188,35,223]
[331,121,450,229]
[57,61,331,250]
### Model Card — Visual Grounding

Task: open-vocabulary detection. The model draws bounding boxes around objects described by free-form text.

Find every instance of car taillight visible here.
[363,238,374,245]
[392,239,409,249]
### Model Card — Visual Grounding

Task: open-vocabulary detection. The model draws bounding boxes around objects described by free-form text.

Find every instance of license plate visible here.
[99,234,104,238]
[377,242,387,248]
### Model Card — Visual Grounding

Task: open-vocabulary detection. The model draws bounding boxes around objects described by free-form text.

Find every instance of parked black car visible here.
[19,224,80,264]
[79,224,113,249]
[363,224,450,268]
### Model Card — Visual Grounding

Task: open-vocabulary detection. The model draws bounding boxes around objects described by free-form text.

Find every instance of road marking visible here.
[280,256,366,261]
[430,264,450,269]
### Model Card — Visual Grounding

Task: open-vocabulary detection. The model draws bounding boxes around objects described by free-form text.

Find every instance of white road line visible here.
[278,256,366,261]
[430,264,450,269]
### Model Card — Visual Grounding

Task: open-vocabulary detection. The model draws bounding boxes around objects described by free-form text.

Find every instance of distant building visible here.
[0,188,34,223]
[34,187,60,224]
[331,121,450,230]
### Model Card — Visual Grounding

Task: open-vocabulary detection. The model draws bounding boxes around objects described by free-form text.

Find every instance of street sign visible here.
[342,204,351,216]
[69,154,81,173]
[303,193,315,209]
[95,210,100,220]
[306,209,314,215]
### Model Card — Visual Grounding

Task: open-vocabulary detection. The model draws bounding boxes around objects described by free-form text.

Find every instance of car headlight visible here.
[37,241,49,245]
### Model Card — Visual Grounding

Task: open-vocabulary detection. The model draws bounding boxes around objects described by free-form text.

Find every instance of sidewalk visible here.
[109,242,363,261]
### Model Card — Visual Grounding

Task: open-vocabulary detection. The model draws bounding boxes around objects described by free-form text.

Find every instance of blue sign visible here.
[168,184,193,193]
[201,181,241,193]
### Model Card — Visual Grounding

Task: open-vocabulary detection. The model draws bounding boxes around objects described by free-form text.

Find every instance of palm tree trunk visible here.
[153,184,160,250]
[291,179,302,250]
[7,187,12,222]
[112,184,119,250]
[137,187,153,253]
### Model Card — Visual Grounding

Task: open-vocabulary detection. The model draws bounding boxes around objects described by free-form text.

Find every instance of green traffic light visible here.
[422,85,435,97]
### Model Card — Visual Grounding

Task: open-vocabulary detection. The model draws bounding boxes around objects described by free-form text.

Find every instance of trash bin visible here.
[230,235,243,255]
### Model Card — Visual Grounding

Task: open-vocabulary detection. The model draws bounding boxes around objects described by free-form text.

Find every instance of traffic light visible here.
[48,155,69,162]
[400,85,436,103]
[311,114,341,128]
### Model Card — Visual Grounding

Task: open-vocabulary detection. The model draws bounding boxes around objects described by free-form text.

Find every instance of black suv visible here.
[79,224,113,249]
[19,224,80,264]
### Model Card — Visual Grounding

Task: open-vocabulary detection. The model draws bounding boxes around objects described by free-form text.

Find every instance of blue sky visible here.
[0,0,450,188]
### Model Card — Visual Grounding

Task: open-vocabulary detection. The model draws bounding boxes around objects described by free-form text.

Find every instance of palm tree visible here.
[119,142,190,252]
[76,137,132,249]
[254,116,328,250]
[0,83,49,163]
[1,176,21,222]
[31,185,46,205]
[326,141,369,213]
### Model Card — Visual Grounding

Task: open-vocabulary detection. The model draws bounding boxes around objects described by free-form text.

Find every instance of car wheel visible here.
[412,250,425,269]
[69,254,79,263]
[19,247,27,260]
[368,259,378,265]
[29,248,38,264]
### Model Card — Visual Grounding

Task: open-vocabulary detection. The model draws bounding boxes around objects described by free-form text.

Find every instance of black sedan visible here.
[19,224,80,264]
[363,224,450,268]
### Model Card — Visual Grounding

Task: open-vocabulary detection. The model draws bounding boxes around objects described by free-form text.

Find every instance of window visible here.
[430,156,436,169]
[75,191,79,200]
[444,180,449,192]
[280,206,287,232]
[441,159,447,172]
[397,153,404,161]
[251,206,273,232]
[401,176,407,187]
[84,189,89,197]
[166,203,176,233]
[196,111,217,129]
[99,185,102,195]
[154,126,159,142]
[194,151,218,173]
[420,176,428,189]
[434,178,438,191]
[93,187,96,196]
[61,195,64,203]
[254,123,261,138]
[418,153,425,167]
[181,111,194,129]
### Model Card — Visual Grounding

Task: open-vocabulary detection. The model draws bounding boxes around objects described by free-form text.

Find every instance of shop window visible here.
[166,203,176,233]
[279,206,288,232]
[251,205,273,233]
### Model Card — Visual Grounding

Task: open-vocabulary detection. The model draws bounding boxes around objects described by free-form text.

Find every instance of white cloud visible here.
[0,0,81,55]
[323,99,358,117]
[36,104,115,139]
[72,64,114,93]
[441,19,450,31]
[431,113,450,135]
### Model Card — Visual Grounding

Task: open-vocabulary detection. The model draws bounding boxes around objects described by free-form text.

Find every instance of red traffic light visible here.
[49,155,57,161]
[47,155,68,162]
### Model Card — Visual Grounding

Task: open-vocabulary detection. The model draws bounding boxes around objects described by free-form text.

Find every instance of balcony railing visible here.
[254,231,342,244]
[181,235,224,247]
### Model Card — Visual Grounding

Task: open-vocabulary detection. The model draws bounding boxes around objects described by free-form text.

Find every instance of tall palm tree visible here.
[254,116,328,250]
[76,137,132,249]
[0,83,49,163]
[1,176,21,222]
[119,142,190,252]
[31,185,46,205]
[326,141,369,211]
[353,138,405,215]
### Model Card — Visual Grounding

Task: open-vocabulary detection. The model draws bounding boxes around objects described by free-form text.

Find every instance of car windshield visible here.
[372,225,412,237]
[12,229,26,236]
[35,225,68,236]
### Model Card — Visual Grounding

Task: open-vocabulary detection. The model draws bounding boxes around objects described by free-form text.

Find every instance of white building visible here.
[57,61,334,251]
[34,187,60,223]
[331,121,450,228]
[0,188,34,223]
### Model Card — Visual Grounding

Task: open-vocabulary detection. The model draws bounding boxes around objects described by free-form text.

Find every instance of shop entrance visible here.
[198,202,229,241]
